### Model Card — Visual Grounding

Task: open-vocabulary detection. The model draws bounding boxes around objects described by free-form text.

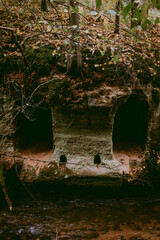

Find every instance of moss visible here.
[24,46,56,75]
[0,45,56,77]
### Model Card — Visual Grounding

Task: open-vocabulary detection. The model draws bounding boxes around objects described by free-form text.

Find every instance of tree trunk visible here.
[41,0,47,11]
[67,0,82,75]
[114,0,120,33]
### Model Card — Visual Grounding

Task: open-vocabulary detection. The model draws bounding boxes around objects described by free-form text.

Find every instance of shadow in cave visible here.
[112,95,148,160]
[15,101,53,154]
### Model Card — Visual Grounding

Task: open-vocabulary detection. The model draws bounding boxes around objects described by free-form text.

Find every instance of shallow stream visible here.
[1,187,160,240]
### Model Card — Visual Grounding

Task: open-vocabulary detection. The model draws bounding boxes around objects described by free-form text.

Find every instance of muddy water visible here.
[1,193,160,240]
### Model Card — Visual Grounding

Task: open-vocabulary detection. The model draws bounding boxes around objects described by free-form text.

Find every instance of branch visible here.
[10,32,30,72]
[15,165,35,201]
[47,0,63,26]
[0,163,13,211]
[27,76,65,105]
[21,31,59,45]
[21,31,77,46]
[0,25,30,73]
[0,26,14,31]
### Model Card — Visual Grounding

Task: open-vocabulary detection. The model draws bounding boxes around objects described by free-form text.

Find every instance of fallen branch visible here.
[0,163,13,211]
[0,26,14,31]
[15,165,35,201]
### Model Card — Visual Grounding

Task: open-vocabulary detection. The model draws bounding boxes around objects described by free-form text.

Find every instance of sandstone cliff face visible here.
[50,83,151,179]
[1,82,160,185]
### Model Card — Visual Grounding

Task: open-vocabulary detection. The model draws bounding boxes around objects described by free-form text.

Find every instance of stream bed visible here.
[1,187,160,240]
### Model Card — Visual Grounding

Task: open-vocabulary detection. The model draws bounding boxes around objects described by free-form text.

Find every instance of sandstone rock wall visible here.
[50,84,154,178]
[1,83,160,184]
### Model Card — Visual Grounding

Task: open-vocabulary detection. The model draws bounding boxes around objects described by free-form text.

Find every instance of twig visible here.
[0,25,30,74]
[11,32,29,69]
[27,76,64,105]
[17,1,37,19]
[21,31,60,45]
[0,26,14,31]
[47,0,63,26]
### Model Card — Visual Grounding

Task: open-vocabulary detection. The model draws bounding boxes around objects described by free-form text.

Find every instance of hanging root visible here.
[0,163,13,211]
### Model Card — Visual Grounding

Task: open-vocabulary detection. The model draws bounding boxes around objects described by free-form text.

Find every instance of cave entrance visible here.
[112,95,148,160]
[15,104,53,154]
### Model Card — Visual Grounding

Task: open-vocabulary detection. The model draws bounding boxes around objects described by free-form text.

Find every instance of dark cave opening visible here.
[94,154,101,164]
[60,155,67,163]
[112,95,148,158]
[15,104,53,153]
[59,155,67,166]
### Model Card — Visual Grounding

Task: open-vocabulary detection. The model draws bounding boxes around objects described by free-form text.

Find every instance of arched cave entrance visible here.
[112,95,148,160]
[15,102,53,154]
